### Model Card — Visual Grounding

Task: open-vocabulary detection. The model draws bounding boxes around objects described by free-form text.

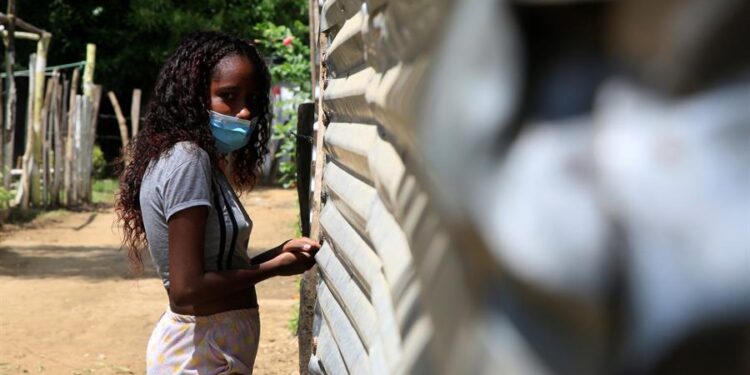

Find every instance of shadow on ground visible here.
[0,244,159,279]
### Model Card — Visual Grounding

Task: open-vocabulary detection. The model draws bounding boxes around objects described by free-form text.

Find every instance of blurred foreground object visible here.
[302,0,750,374]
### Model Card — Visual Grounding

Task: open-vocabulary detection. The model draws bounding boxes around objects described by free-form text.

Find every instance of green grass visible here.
[92,178,119,204]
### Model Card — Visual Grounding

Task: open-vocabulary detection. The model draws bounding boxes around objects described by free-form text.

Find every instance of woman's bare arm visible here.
[167,206,316,307]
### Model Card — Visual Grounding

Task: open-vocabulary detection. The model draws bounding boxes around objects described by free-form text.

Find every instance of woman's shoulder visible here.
[144,141,212,180]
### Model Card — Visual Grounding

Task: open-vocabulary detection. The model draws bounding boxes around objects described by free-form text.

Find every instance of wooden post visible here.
[29,32,51,206]
[52,73,63,206]
[130,88,141,138]
[83,84,101,203]
[15,54,35,208]
[64,68,79,205]
[108,91,129,156]
[41,73,56,206]
[2,0,16,188]
[299,21,328,374]
[83,44,96,99]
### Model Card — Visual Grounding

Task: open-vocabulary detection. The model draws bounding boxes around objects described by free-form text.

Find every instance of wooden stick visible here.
[108,91,129,156]
[52,73,63,206]
[29,33,51,206]
[130,88,141,138]
[0,12,47,36]
[40,73,55,206]
[3,0,16,189]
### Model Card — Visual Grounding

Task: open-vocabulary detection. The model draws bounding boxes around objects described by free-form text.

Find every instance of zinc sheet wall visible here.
[307,1,750,374]
[308,0,441,374]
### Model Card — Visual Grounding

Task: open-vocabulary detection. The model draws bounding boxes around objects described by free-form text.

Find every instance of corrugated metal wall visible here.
[305,0,750,374]
[307,0,444,374]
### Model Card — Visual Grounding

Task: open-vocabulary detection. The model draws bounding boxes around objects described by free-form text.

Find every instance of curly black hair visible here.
[116,31,272,272]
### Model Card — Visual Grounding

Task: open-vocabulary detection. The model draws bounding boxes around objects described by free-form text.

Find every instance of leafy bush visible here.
[92,145,107,179]
[0,186,13,210]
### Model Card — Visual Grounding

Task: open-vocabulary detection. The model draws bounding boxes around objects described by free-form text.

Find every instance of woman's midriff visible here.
[167,287,258,316]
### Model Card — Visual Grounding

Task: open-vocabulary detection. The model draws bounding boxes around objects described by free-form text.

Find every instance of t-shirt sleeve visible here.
[162,149,213,221]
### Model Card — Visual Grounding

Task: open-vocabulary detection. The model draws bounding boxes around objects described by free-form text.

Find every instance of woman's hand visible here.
[281,237,321,254]
[272,251,316,276]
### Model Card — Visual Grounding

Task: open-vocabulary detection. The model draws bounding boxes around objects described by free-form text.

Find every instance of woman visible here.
[116,31,318,374]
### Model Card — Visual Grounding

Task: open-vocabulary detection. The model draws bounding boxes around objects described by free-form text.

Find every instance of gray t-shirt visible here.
[140,141,253,288]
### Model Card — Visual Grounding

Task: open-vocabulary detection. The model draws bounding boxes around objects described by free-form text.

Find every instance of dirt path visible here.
[0,188,302,375]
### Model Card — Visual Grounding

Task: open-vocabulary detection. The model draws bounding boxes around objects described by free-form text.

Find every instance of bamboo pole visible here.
[2,0,16,188]
[108,91,129,156]
[29,32,51,206]
[130,88,141,138]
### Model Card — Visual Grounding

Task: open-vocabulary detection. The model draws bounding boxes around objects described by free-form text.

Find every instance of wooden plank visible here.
[14,54,35,208]
[367,198,415,300]
[324,122,378,183]
[316,322,349,375]
[52,73,63,206]
[320,203,381,295]
[316,242,378,350]
[300,27,329,375]
[40,73,55,206]
[2,4,17,188]
[325,11,366,77]
[64,68,79,205]
[323,67,375,123]
[317,282,371,375]
[323,161,376,236]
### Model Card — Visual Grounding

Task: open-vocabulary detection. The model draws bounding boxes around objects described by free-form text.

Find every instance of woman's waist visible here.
[168,287,258,316]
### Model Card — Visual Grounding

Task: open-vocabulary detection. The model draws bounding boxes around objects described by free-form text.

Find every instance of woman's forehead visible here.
[211,54,255,84]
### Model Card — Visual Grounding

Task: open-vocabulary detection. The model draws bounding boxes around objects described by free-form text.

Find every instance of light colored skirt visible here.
[146,307,260,374]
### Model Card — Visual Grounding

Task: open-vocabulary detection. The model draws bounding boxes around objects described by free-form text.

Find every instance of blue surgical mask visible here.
[208,110,258,154]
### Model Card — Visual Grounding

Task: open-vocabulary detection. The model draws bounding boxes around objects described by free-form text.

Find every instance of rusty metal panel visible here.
[318,282,371,375]
[323,161,376,235]
[324,122,378,183]
[323,68,376,123]
[326,11,367,77]
[321,0,364,33]
[367,198,414,301]
[320,203,382,295]
[316,242,379,350]
[315,322,349,374]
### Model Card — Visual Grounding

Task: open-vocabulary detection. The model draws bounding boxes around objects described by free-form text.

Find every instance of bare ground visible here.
[0,187,302,375]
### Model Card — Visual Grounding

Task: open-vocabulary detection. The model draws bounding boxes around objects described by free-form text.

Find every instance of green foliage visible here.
[92,145,107,179]
[18,0,311,100]
[272,89,310,188]
[92,178,119,204]
[252,21,312,92]
[288,302,300,335]
[0,186,13,210]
